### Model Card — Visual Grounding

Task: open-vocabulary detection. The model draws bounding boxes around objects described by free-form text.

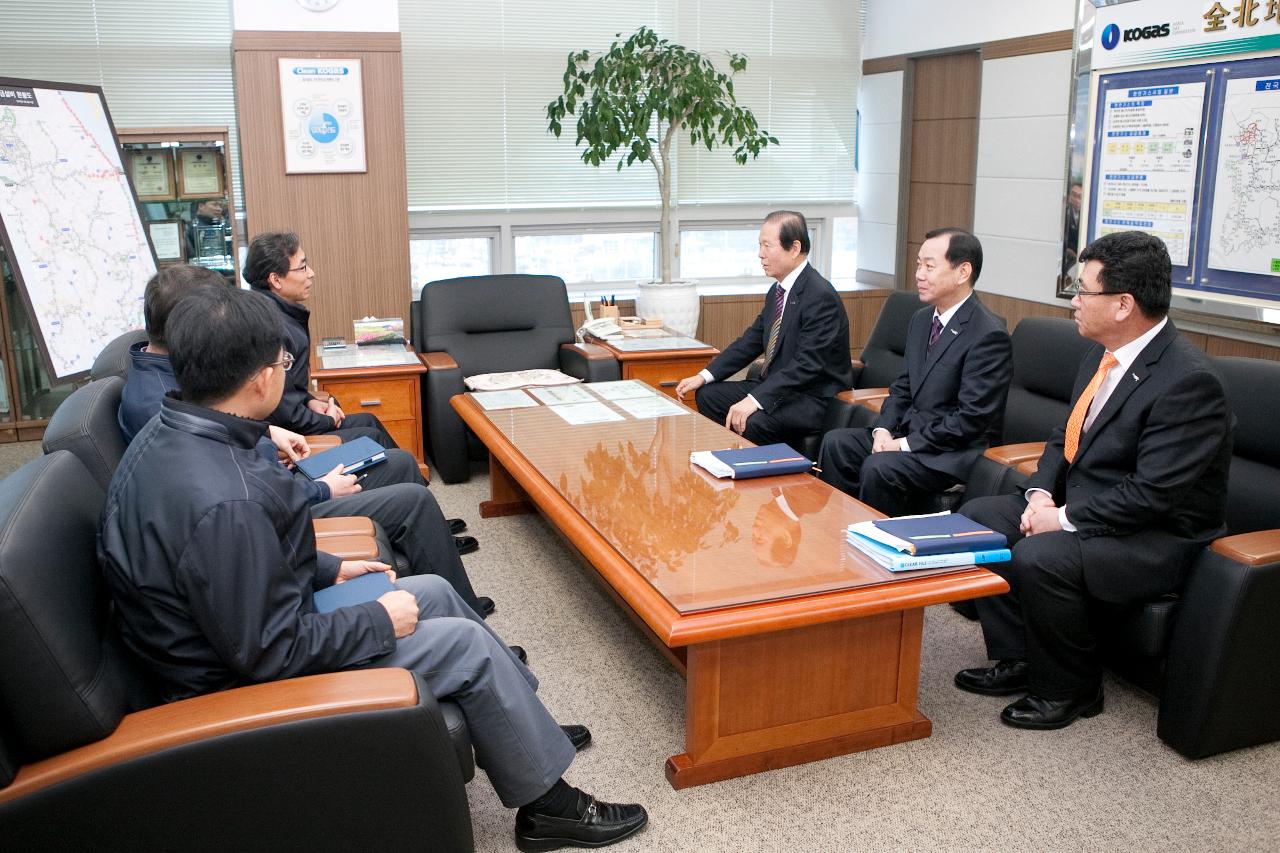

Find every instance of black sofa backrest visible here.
[0,452,155,787]
[41,376,127,492]
[857,290,920,388]
[1216,356,1280,535]
[90,330,148,381]
[413,274,574,376]
[1001,316,1093,444]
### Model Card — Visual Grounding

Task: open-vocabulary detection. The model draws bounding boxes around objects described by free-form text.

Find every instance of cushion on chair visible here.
[40,377,127,492]
[90,330,148,381]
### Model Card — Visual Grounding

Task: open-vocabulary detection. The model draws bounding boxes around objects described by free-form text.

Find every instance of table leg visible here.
[664,608,932,789]
[480,453,534,518]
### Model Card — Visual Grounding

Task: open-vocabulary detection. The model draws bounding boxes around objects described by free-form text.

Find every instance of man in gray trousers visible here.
[100,284,647,851]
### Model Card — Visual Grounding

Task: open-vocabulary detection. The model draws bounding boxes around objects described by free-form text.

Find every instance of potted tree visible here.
[547,26,777,335]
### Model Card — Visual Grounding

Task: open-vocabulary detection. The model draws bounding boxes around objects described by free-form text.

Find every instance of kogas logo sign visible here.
[1103,20,1173,49]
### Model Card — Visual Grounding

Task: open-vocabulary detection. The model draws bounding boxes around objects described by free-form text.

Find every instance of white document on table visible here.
[586,380,656,401]
[614,395,689,420]
[549,401,625,425]
[471,390,538,411]
[529,384,596,405]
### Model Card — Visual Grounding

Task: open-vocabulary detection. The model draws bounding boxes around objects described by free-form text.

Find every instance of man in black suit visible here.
[955,230,1232,730]
[817,227,1012,517]
[675,211,852,445]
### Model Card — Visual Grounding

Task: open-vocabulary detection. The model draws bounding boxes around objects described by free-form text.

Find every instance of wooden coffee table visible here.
[453,387,1007,789]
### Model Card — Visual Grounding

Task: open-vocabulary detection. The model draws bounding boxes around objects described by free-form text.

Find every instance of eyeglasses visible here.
[266,352,296,372]
[287,260,309,273]
[1064,279,1122,298]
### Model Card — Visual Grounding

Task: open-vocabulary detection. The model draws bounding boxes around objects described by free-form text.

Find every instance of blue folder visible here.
[872,513,1007,556]
[295,436,388,480]
[312,571,395,614]
[709,443,813,479]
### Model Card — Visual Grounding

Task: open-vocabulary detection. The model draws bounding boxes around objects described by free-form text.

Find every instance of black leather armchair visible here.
[412,274,621,483]
[89,329,148,380]
[0,452,475,851]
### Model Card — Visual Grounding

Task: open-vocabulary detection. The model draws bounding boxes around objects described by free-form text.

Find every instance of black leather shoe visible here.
[1000,687,1104,730]
[510,645,528,664]
[954,659,1030,696]
[477,596,496,618]
[448,518,467,535]
[455,535,479,555]
[515,793,648,851]
[560,724,592,751]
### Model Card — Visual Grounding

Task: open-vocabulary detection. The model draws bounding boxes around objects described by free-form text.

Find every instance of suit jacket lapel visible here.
[777,266,810,345]
[918,296,978,385]
[1074,322,1176,462]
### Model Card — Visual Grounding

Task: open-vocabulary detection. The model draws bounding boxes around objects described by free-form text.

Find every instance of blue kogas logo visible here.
[308,113,340,143]
[1101,23,1120,50]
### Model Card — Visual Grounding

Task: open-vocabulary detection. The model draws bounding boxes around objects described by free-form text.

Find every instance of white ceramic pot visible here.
[635,280,700,337]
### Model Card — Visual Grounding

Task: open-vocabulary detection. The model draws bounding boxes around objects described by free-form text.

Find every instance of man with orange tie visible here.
[956,231,1233,730]
[674,210,851,445]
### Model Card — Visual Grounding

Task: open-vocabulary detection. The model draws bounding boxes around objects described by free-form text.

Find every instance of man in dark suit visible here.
[817,227,1012,517]
[675,210,852,445]
[955,230,1232,730]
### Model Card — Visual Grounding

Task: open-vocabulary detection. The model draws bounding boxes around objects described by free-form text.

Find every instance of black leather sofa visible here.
[0,451,476,851]
[411,274,621,483]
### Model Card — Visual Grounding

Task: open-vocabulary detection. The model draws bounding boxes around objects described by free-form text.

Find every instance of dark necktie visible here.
[760,284,786,377]
[927,315,943,349]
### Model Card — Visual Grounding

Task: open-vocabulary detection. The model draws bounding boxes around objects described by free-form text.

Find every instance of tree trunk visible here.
[660,193,676,283]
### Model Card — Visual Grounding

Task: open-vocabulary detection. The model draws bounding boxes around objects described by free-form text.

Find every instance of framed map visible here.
[0,78,155,381]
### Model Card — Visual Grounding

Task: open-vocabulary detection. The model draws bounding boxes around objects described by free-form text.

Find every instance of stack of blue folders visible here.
[846,512,1011,572]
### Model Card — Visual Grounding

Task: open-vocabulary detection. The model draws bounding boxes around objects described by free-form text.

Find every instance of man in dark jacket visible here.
[674,211,852,446]
[100,284,648,850]
[117,264,491,617]
[243,230,397,447]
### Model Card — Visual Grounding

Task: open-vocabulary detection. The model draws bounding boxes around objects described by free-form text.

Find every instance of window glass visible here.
[831,217,858,279]
[679,229,762,279]
[514,232,655,284]
[410,237,493,296]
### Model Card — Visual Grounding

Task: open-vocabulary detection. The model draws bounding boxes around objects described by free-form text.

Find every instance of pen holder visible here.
[597,304,620,319]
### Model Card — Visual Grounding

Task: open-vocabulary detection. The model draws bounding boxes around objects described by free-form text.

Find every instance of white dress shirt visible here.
[874,292,972,452]
[700,260,809,413]
[1028,316,1168,532]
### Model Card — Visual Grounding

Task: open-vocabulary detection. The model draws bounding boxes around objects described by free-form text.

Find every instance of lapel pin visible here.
[1132,373,1140,381]
[950,328,959,335]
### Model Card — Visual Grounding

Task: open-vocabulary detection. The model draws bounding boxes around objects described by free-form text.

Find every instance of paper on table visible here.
[318,344,418,369]
[614,395,689,419]
[548,401,625,425]
[529,384,596,405]
[586,380,656,401]
[471,390,538,411]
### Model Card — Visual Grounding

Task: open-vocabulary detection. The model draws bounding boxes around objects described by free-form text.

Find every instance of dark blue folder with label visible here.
[295,436,388,480]
[690,443,813,479]
[313,571,395,614]
[872,513,1007,556]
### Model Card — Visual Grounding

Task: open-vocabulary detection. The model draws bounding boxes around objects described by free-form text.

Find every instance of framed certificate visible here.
[130,151,174,201]
[176,148,223,199]
[147,219,185,262]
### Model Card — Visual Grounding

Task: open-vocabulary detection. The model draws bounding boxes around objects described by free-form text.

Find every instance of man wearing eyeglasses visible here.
[955,230,1232,731]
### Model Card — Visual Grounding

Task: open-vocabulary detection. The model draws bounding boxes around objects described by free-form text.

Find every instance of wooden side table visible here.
[312,349,429,480]
[573,333,719,408]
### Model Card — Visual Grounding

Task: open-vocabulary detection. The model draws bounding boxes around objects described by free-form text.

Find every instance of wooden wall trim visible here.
[856,268,896,289]
[864,29,1073,73]
[233,31,401,52]
[981,30,1074,61]
[862,55,906,75]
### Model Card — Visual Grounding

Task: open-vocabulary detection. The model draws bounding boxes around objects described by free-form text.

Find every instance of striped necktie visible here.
[760,284,785,377]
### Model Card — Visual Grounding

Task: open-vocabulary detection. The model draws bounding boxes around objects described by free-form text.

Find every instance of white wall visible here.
[856,71,904,277]
[973,50,1074,306]
[863,0,1075,60]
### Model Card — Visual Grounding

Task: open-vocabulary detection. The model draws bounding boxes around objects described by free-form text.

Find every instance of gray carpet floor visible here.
[6,443,1277,850]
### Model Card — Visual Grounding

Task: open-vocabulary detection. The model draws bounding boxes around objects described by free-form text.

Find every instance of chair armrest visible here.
[0,669,416,804]
[851,358,864,372]
[304,435,342,453]
[421,351,460,372]
[559,343,621,382]
[1015,459,1038,477]
[849,387,890,404]
[316,533,380,560]
[312,516,376,539]
[1209,530,1280,566]
[984,442,1046,468]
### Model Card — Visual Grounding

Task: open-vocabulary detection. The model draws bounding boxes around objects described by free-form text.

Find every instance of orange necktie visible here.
[1063,352,1118,464]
